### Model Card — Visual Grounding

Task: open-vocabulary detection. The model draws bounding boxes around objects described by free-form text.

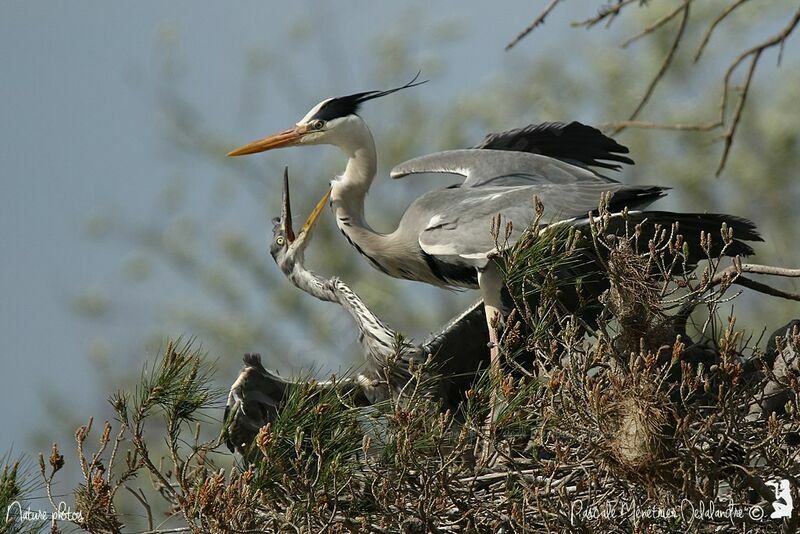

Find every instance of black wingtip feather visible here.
[637,212,762,259]
[476,121,634,172]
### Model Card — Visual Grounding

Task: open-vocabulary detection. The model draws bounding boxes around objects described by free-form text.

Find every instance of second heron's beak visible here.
[228,126,306,157]
[297,187,332,242]
[280,167,330,247]
[281,167,295,243]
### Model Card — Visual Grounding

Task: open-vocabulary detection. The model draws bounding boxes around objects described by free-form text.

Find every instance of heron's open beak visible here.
[280,167,331,247]
[281,167,296,243]
[298,187,332,240]
[228,126,306,157]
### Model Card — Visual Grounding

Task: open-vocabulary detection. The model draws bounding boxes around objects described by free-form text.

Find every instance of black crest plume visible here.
[310,72,428,121]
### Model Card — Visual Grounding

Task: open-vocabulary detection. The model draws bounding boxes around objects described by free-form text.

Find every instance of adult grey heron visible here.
[227,77,762,380]
[224,169,492,454]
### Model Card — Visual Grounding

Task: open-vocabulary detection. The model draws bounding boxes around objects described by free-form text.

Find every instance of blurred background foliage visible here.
[72,2,800,421]
[11,0,798,497]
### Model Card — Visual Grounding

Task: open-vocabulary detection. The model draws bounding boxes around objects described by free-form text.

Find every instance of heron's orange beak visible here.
[228,126,305,157]
[298,188,332,239]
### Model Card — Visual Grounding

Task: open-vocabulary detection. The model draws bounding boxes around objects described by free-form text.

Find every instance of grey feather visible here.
[398,183,667,267]
[390,149,616,187]
[390,121,634,186]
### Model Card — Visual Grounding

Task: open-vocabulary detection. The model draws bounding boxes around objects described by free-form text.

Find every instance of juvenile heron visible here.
[227,77,762,379]
[224,169,492,453]
[224,352,373,454]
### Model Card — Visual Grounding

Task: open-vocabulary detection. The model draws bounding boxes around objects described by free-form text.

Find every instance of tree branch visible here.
[694,0,751,62]
[611,1,691,135]
[505,0,563,50]
[505,1,800,176]
[711,261,800,301]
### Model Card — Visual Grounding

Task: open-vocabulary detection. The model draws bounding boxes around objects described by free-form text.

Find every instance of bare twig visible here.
[599,119,721,132]
[506,1,800,177]
[611,1,691,135]
[131,529,192,534]
[621,3,687,48]
[715,50,760,175]
[735,276,800,301]
[505,0,563,50]
[694,0,751,62]
[734,263,800,278]
[715,6,800,175]
[707,261,800,300]
[711,261,800,282]
[126,486,154,531]
[573,0,639,29]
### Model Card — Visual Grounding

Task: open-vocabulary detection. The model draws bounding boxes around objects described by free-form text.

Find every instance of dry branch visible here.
[504,0,563,51]
[610,1,691,136]
[506,1,800,175]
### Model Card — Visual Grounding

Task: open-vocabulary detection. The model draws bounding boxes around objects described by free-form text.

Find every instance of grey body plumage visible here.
[227,78,762,400]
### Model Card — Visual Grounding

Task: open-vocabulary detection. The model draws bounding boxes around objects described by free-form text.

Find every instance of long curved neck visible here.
[327,120,421,280]
[286,266,337,303]
[286,264,396,348]
[330,121,378,230]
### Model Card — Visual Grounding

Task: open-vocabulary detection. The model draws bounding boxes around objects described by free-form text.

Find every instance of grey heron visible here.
[224,169,493,454]
[224,352,369,454]
[227,77,762,386]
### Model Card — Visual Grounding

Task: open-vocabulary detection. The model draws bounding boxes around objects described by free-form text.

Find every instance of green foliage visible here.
[130,338,218,423]
[0,457,44,534]
[23,262,800,532]
[247,380,363,497]
[497,209,596,344]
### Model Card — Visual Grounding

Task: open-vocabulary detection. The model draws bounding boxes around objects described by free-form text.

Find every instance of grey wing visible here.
[422,300,489,373]
[421,300,490,412]
[390,121,633,188]
[390,149,617,188]
[413,184,667,264]
[416,188,532,265]
[475,121,634,171]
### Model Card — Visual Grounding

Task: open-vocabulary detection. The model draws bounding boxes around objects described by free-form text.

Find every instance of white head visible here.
[227,73,426,157]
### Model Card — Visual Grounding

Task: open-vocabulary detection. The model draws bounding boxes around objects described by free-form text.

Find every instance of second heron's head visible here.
[270,167,330,274]
[227,74,426,158]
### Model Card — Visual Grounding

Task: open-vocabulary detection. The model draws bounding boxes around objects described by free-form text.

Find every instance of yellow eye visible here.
[311,119,325,130]
[275,236,285,246]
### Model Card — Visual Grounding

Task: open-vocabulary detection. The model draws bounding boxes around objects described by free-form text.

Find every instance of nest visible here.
[609,396,670,468]
[595,379,674,478]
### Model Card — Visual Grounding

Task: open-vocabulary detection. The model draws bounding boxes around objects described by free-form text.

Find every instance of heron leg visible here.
[477,261,505,464]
